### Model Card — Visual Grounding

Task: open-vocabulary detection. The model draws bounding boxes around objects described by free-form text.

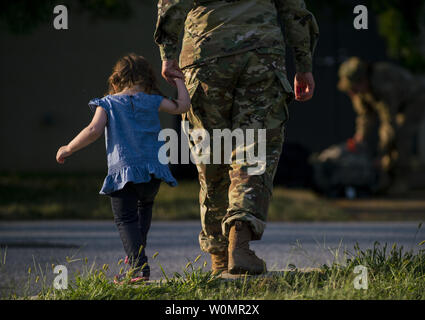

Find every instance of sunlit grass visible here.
[4,239,424,300]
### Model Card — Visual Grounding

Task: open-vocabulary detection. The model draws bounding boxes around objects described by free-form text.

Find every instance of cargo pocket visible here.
[274,69,294,104]
[184,67,202,99]
[274,70,293,124]
[182,67,202,128]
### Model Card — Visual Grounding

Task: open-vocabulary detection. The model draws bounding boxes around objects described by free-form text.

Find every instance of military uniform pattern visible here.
[154,0,318,254]
[183,51,293,254]
[347,63,425,175]
[155,0,318,72]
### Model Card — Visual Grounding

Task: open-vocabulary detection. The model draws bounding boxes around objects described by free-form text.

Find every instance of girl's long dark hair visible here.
[107,53,162,96]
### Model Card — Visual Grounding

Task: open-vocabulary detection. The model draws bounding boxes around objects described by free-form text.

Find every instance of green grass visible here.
[9,240,425,300]
[0,172,347,221]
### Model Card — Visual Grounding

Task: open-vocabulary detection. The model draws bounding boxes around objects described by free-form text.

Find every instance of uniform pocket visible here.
[184,67,202,99]
[187,80,201,99]
[274,69,295,104]
[182,67,202,126]
[273,70,293,123]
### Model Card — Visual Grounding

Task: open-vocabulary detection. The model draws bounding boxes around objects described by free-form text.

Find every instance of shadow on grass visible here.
[0,172,348,221]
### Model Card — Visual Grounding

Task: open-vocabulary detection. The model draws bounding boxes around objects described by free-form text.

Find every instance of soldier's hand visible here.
[294,72,315,101]
[353,133,364,144]
[346,138,357,153]
[162,60,184,87]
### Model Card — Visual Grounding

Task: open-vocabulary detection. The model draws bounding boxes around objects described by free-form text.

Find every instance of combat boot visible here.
[228,221,267,275]
[211,251,228,275]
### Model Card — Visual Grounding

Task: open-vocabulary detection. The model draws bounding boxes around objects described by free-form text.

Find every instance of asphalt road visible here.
[0,220,423,296]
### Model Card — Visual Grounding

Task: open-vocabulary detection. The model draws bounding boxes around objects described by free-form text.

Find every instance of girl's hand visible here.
[161,60,184,87]
[173,77,185,86]
[159,77,191,115]
[55,107,107,164]
[56,146,72,164]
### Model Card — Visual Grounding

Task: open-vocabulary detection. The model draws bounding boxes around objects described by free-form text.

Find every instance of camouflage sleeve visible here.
[369,63,411,155]
[154,0,193,61]
[352,95,377,143]
[375,101,396,155]
[274,0,319,73]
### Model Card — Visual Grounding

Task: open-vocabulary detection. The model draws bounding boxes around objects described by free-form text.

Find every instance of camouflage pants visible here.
[182,49,294,254]
[391,92,425,177]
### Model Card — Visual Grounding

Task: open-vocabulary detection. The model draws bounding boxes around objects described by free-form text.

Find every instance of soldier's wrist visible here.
[295,61,313,73]
[294,50,313,73]
[159,46,178,62]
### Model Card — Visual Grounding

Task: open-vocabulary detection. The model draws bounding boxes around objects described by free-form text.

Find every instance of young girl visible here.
[56,53,190,282]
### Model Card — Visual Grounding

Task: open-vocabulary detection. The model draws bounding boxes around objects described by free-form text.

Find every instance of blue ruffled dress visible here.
[88,92,177,195]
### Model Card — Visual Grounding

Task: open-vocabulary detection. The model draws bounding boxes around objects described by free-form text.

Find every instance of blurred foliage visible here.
[0,0,132,34]
[372,0,425,72]
[312,0,425,72]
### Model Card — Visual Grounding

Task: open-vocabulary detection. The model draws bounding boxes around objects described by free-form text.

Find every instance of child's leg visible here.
[110,183,149,272]
[137,200,152,250]
[134,178,162,262]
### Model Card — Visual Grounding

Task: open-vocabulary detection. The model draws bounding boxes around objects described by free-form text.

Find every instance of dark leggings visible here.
[110,178,161,275]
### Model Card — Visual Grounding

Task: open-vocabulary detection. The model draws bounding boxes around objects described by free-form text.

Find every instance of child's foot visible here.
[115,257,150,284]
[114,271,149,284]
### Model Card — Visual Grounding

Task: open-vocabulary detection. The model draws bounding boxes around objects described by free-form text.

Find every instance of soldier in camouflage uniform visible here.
[155,0,319,274]
[338,57,425,194]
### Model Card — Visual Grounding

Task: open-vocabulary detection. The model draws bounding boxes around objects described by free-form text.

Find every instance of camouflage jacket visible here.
[352,62,418,153]
[154,0,319,72]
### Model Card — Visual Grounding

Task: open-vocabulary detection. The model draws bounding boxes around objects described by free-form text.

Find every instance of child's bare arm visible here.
[56,107,107,164]
[159,78,191,114]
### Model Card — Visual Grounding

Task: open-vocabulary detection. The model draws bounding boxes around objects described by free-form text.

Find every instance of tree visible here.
[312,0,425,72]
[371,0,425,72]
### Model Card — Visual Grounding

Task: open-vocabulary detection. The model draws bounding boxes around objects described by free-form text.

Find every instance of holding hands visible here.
[162,60,316,103]
[159,59,190,114]
[162,59,185,86]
